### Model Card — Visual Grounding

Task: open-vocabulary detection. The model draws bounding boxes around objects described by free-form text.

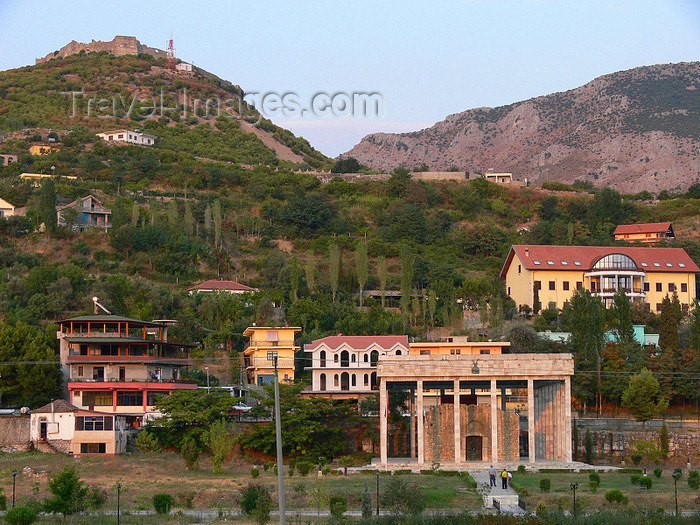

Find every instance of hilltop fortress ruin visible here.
[36,36,168,64]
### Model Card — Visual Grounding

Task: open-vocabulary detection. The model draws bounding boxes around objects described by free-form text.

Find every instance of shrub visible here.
[517,465,526,474]
[638,477,652,490]
[296,460,313,476]
[85,484,108,509]
[238,483,270,516]
[43,466,87,517]
[152,493,173,515]
[653,468,663,478]
[584,430,594,464]
[605,489,628,504]
[253,488,273,525]
[630,474,641,485]
[135,430,161,454]
[589,472,601,484]
[688,470,700,490]
[536,501,546,515]
[0,488,6,511]
[539,478,551,493]
[631,452,643,466]
[383,476,426,515]
[589,480,599,493]
[4,506,37,525]
[361,485,372,519]
[180,436,200,471]
[251,467,260,478]
[329,495,347,519]
[660,421,669,458]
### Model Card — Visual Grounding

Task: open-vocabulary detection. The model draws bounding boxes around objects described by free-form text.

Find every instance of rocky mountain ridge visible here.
[344,62,700,192]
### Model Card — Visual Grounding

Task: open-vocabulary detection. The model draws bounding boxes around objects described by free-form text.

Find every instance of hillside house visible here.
[96,129,157,146]
[30,400,127,455]
[57,314,197,427]
[410,337,510,356]
[614,222,675,243]
[304,335,409,399]
[0,154,18,166]
[56,195,112,231]
[20,173,78,187]
[29,144,61,156]
[0,197,15,218]
[484,172,513,184]
[175,62,193,72]
[501,244,699,312]
[243,326,300,386]
[188,280,258,295]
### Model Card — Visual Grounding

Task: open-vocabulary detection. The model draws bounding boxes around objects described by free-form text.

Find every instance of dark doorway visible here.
[466,435,483,461]
[341,372,350,391]
[40,420,47,440]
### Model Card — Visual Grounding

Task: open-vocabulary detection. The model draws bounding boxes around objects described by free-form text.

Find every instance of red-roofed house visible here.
[501,244,699,312]
[614,222,675,243]
[188,280,258,295]
[304,335,409,399]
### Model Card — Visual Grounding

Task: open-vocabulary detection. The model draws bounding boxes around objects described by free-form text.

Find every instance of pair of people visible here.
[488,466,511,489]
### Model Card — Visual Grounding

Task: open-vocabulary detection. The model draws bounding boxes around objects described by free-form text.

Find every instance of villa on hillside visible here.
[57,313,197,427]
[20,173,78,186]
[303,335,409,399]
[0,154,18,166]
[56,195,112,231]
[29,144,61,156]
[501,244,699,312]
[188,280,258,295]
[483,171,513,184]
[0,197,15,218]
[96,129,157,146]
[614,222,675,243]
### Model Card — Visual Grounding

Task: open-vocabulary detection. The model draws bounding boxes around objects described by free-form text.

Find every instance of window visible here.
[363,354,368,363]
[319,350,326,368]
[576,282,582,290]
[549,281,555,290]
[320,373,326,391]
[450,349,461,355]
[644,283,649,292]
[668,283,675,292]
[679,263,686,268]
[80,443,106,454]
[656,303,663,312]
[533,260,541,265]
[93,367,104,381]
[77,366,83,376]
[681,283,688,293]
[508,287,511,295]
[351,375,356,387]
[266,351,278,361]
[518,264,521,274]
[574,261,581,266]
[334,374,339,387]
[147,392,162,406]
[395,350,402,355]
[641,262,648,267]
[666,263,673,267]
[656,283,662,292]
[563,282,569,291]
[593,253,638,271]
[363,374,369,386]
[547,260,554,266]
[117,392,143,406]
[653,262,661,267]
[84,416,104,431]
[480,349,490,354]
[420,350,431,355]
[82,392,111,406]
[561,261,568,266]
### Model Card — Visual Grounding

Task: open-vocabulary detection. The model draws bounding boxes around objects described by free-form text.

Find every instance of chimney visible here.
[525,249,530,257]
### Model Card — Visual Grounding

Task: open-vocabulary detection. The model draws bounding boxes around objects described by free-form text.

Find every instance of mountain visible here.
[0,40,330,168]
[344,62,700,193]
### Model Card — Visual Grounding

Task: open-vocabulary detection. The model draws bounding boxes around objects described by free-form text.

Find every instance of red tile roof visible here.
[500,244,700,278]
[188,280,257,292]
[31,399,79,413]
[614,222,672,235]
[305,335,409,352]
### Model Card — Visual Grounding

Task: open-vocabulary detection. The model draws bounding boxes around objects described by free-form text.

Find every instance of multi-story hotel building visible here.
[243,326,301,386]
[501,244,699,312]
[57,314,197,426]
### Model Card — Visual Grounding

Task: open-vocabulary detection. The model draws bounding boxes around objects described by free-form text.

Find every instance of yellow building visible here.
[29,144,61,156]
[501,245,699,313]
[614,222,675,243]
[410,337,509,356]
[243,326,301,386]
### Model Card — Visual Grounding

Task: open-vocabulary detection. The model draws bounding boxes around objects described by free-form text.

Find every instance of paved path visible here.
[471,470,524,514]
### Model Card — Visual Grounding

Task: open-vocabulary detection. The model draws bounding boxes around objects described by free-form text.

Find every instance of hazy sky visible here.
[1,1,698,157]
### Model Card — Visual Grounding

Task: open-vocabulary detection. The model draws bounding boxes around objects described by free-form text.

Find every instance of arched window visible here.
[363,374,369,386]
[340,350,350,368]
[351,374,356,387]
[395,350,402,356]
[320,373,326,391]
[370,372,377,390]
[334,374,339,387]
[351,354,356,363]
[334,354,339,363]
[319,350,326,368]
[341,372,350,391]
[370,350,379,366]
[363,354,369,363]
[592,253,638,271]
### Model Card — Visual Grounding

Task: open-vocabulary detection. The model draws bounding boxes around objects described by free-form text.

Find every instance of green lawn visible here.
[510,469,699,514]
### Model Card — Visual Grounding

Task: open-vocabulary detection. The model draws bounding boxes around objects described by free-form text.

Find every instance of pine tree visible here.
[377,256,387,307]
[622,368,668,428]
[131,202,140,226]
[184,202,195,237]
[305,258,316,295]
[329,244,340,302]
[37,179,56,233]
[355,242,368,307]
[213,199,222,249]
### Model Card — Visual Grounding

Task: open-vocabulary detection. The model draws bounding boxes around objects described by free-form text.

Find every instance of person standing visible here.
[488,465,496,487]
[507,471,513,487]
[501,468,508,489]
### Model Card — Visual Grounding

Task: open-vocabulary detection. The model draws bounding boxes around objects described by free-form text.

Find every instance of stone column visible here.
[417,380,424,465]
[454,379,461,463]
[564,376,572,462]
[528,378,536,464]
[491,379,498,463]
[410,389,416,459]
[380,379,388,465]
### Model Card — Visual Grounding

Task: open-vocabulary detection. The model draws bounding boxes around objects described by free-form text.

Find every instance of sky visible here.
[0,1,699,157]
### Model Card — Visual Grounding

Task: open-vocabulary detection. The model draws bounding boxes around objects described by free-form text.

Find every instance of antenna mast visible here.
[166,33,176,69]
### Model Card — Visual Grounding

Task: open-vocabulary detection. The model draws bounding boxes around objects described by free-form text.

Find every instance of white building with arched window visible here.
[304,335,409,400]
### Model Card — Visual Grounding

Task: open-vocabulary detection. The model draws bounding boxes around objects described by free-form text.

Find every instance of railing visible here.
[69,378,198,384]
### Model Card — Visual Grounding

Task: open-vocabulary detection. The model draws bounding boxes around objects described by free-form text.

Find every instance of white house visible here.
[96,129,157,146]
[304,335,409,399]
[30,399,127,455]
[175,62,193,72]
[0,197,15,218]
[187,280,258,295]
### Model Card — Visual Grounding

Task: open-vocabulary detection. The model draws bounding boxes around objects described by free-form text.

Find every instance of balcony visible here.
[67,354,193,365]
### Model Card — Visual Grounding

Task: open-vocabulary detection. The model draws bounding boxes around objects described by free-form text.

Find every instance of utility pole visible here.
[273,355,286,525]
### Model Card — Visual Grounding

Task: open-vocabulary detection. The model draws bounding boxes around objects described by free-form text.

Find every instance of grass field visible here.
[510,468,700,514]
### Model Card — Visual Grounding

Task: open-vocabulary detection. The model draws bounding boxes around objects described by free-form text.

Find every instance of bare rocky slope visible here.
[344,62,700,192]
